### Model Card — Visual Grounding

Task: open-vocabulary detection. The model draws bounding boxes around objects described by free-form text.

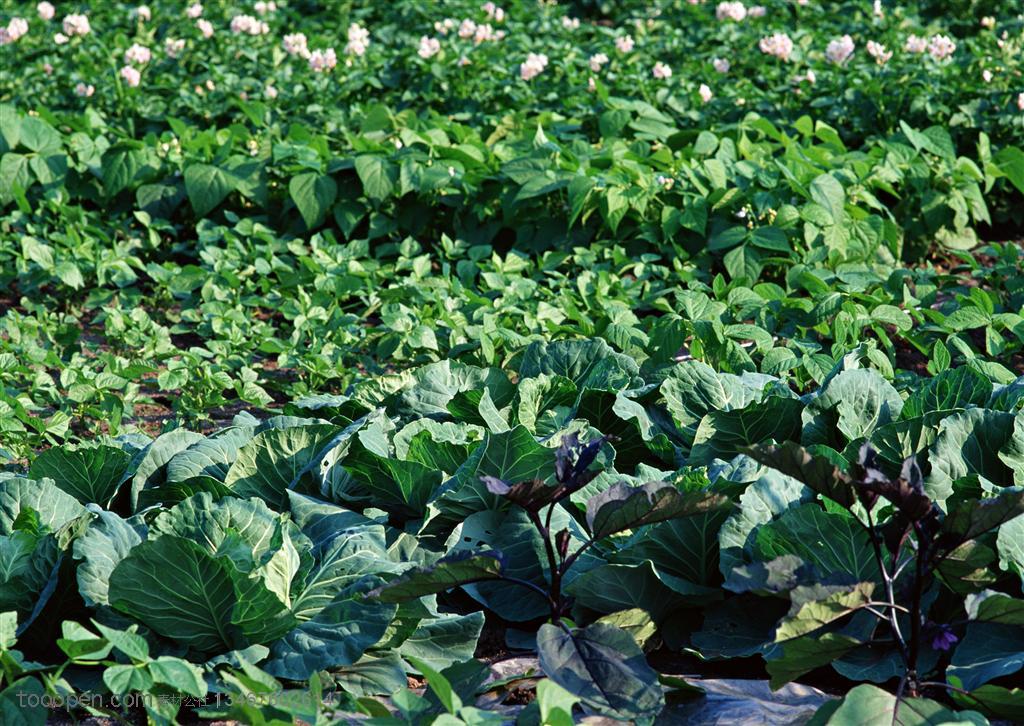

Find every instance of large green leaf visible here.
[368,551,503,603]
[184,163,235,217]
[927,409,1024,503]
[662,361,768,449]
[585,480,727,539]
[754,504,880,582]
[289,172,337,228]
[817,683,986,725]
[28,445,133,506]
[801,369,902,449]
[518,339,641,392]
[0,477,85,534]
[689,397,803,466]
[73,509,146,607]
[109,534,295,654]
[224,424,342,507]
[536,622,664,721]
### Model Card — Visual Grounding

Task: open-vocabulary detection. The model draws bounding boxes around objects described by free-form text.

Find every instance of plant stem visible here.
[865,506,910,669]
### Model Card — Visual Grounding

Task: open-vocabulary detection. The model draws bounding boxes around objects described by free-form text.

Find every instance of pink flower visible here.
[186,3,203,19]
[615,34,634,53]
[124,43,151,65]
[42,62,53,75]
[713,57,730,73]
[587,76,596,92]
[482,3,505,22]
[37,2,55,21]
[652,61,672,79]
[826,35,855,65]
[699,83,713,103]
[716,2,747,21]
[265,84,278,99]
[519,52,548,80]
[134,6,151,22]
[5,18,29,42]
[1018,92,1024,111]
[588,53,608,72]
[866,41,892,64]
[254,1,276,14]
[417,36,440,59]
[759,32,793,61]
[197,19,213,38]
[927,34,955,61]
[308,48,337,72]
[165,37,185,58]
[473,23,498,44]
[74,82,95,97]
[458,19,476,38]
[749,6,766,17]
[230,15,268,35]
[62,13,90,36]
[120,65,141,87]
[905,35,927,53]
[345,23,369,56]
[434,18,455,35]
[283,32,309,57]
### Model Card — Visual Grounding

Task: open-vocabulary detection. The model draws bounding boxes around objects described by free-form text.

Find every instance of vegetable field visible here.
[3,0,1024,723]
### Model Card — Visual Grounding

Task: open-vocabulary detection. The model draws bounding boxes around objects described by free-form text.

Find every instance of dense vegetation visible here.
[3,0,1024,723]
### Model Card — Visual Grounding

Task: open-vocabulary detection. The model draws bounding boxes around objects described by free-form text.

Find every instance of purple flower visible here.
[930,624,958,652]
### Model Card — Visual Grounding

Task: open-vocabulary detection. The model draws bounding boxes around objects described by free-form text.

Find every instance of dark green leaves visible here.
[585,480,728,539]
[29,446,133,506]
[289,172,337,228]
[536,623,664,721]
[367,552,504,603]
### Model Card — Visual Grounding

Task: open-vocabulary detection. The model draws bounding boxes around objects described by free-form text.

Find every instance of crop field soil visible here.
[4,0,1024,724]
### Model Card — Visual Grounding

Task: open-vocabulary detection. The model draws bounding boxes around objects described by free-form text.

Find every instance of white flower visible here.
[134,6,151,22]
[37,2,55,21]
[982,69,993,83]
[283,33,309,57]
[588,53,608,72]
[716,2,747,22]
[435,18,455,35]
[265,84,278,99]
[981,16,995,29]
[1018,92,1024,111]
[254,1,277,15]
[826,34,854,64]
[53,32,68,44]
[308,47,337,72]
[615,34,634,53]
[927,34,955,61]
[519,52,548,80]
[417,35,440,59]
[587,75,596,92]
[345,23,370,56]
[713,57,730,73]
[905,35,927,53]
[562,16,580,30]
[759,32,793,61]
[124,43,151,64]
[482,3,505,22]
[165,37,185,58]
[120,65,141,87]
[230,15,268,35]
[473,23,497,44]
[186,3,203,19]
[458,19,476,38]
[197,18,214,38]
[652,61,672,79]
[873,0,883,17]
[699,83,713,103]
[866,40,892,64]
[5,18,29,42]
[74,82,95,97]
[62,13,90,36]
[749,5,766,17]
